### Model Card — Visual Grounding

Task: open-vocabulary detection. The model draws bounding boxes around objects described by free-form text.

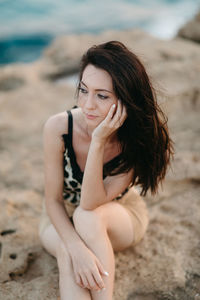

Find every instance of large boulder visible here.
[177,11,200,43]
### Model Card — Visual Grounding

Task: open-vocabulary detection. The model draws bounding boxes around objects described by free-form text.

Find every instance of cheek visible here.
[77,95,85,106]
[104,99,117,112]
[100,103,113,118]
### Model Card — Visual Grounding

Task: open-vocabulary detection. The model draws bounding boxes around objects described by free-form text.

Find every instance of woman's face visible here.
[78,64,118,128]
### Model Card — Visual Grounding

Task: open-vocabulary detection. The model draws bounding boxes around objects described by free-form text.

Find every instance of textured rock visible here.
[0,76,25,91]
[39,28,200,82]
[177,11,200,43]
[0,28,200,299]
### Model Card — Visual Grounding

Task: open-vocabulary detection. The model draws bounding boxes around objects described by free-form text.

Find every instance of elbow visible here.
[80,196,108,211]
[80,202,97,211]
[80,197,101,211]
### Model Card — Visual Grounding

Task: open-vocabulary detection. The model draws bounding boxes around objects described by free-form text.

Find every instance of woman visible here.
[38,41,174,300]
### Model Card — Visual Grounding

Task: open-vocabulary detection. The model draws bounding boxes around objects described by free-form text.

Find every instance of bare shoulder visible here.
[44,111,68,135]
[71,107,86,133]
[43,111,68,153]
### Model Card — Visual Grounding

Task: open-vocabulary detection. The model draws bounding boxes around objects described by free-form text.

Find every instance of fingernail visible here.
[112,104,116,108]
[97,287,106,293]
[104,271,109,276]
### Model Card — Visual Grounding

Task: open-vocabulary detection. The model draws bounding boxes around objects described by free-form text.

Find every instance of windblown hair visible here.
[77,41,174,196]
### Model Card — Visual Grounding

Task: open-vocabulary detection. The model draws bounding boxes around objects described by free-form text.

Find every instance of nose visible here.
[84,93,96,110]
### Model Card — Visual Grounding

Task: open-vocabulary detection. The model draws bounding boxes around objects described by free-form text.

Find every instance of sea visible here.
[0,0,199,65]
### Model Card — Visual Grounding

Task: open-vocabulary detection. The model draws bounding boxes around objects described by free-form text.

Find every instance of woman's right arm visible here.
[43,114,82,247]
[43,114,107,291]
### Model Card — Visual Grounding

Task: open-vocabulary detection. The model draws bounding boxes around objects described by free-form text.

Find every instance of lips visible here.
[85,112,98,120]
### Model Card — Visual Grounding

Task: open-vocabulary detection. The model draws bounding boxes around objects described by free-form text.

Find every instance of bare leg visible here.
[73,209,116,300]
[89,229,115,300]
[39,224,92,300]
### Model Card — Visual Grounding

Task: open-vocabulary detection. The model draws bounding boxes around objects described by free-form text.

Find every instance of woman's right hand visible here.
[68,240,109,291]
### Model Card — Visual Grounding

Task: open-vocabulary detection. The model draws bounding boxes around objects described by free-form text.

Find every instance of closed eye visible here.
[78,86,109,99]
[78,87,88,94]
[97,94,109,100]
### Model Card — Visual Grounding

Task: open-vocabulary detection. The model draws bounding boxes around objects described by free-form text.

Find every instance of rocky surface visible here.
[177,10,200,43]
[0,28,200,300]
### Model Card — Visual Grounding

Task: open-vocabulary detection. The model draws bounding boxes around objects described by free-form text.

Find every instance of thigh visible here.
[94,201,135,252]
[117,187,149,247]
[94,187,149,252]
[38,200,76,257]
[39,223,62,258]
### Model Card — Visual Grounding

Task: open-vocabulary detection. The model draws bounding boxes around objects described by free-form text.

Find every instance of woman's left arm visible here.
[80,101,132,210]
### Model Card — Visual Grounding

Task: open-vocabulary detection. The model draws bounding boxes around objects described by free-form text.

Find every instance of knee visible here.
[72,206,105,241]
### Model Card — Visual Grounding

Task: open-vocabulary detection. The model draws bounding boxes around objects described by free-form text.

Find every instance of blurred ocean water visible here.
[0,0,199,64]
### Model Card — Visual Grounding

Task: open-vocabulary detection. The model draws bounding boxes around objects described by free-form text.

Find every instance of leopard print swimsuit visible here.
[62,109,130,207]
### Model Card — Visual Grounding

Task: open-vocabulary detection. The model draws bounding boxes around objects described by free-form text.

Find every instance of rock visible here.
[0,76,25,91]
[38,28,200,86]
[39,29,155,79]
[177,11,200,43]
[0,28,200,299]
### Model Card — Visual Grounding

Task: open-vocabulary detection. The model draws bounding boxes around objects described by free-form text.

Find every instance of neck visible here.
[85,124,94,139]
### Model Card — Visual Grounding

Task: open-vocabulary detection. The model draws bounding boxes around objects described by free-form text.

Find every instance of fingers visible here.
[76,265,107,291]
[87,271,104,291]
[75,273,85,288]
[96,258,109,278]
[87,260,108,291]
[110,99,127,127]
[71,245,108,292]
[106,103,116,121]
[78,272,104,291]
[92,269,105,290]
[80,273,90,289]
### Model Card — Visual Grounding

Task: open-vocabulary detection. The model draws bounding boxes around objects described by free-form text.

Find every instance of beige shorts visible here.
[38,187,149,247]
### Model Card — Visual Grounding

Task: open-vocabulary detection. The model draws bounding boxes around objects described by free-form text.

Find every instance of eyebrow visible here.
[80,81,113,94]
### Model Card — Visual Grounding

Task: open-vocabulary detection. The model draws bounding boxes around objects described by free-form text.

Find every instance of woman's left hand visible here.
[92,100,127,142]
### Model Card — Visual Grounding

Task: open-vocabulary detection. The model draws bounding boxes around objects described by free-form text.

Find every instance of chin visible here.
[85,117,102,128]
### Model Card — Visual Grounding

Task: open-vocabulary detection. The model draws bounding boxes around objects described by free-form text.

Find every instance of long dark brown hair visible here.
[77,41,174,197]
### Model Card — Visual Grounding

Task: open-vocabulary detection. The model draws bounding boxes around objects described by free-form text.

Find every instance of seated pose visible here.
[38,41,174,300]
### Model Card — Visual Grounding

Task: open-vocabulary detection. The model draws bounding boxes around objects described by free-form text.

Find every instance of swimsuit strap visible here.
[66,110,73,144]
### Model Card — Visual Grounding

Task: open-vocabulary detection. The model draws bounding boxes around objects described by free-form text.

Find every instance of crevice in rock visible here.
[191,89,200,108]
[1,229,16,236]
[0,76,25,91]
[190,178,200,185]
[9,253,17,260]
[8,252,37,282]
